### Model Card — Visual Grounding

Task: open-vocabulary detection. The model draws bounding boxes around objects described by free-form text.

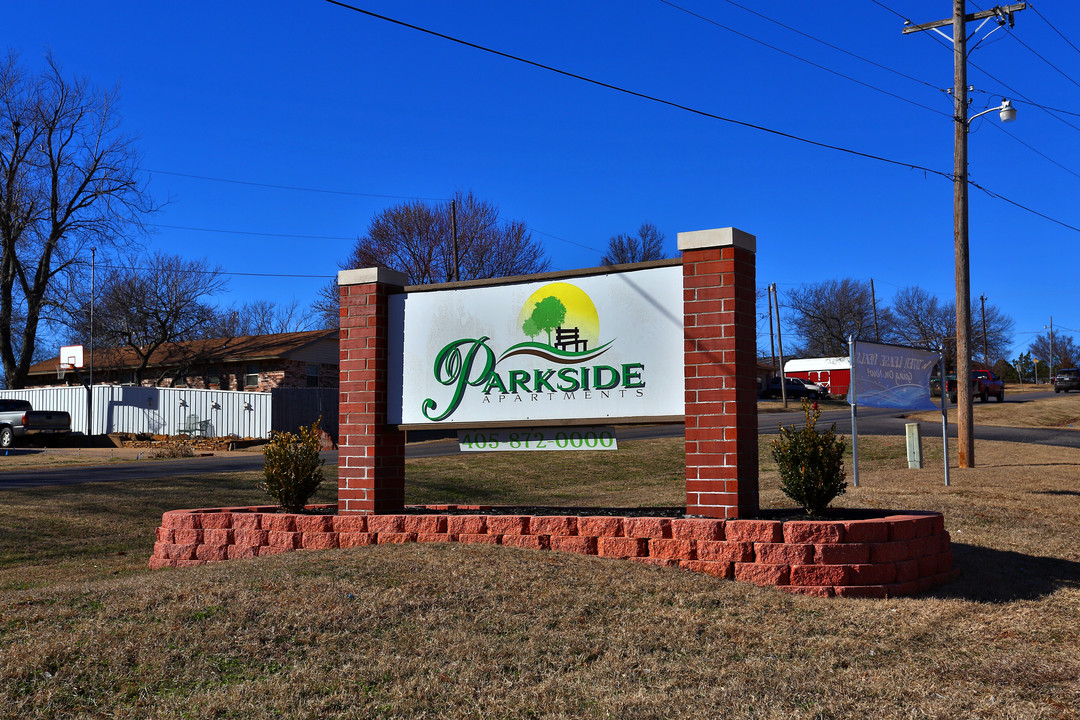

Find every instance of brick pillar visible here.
[337,267,407,514]
[680,228,759,518]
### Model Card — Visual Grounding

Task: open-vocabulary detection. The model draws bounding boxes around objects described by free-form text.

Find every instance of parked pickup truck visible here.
[945,369,1005,403]
[0,399,72,448]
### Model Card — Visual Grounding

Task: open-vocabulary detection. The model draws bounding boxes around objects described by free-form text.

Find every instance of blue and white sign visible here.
[847,341,939,411]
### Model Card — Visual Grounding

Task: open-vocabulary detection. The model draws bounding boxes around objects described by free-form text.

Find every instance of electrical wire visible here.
[1006,26,1080,90]
[1029,3,1080,58]
[145,168,449,201]
[323,0,1080,236]
[658,0,950,117]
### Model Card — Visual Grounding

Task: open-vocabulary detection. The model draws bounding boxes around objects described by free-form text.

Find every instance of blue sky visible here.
[7,1,1079,359]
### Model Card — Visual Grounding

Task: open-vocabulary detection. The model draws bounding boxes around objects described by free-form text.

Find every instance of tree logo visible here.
[503,282,612,363]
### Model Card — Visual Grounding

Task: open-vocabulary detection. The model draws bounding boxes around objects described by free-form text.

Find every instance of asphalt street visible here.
[3,391,1076,488]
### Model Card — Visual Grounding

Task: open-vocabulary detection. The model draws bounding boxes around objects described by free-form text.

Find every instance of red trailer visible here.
[783,357,851,396]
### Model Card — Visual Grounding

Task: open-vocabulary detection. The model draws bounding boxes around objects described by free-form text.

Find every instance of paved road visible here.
[4,390,1075,487]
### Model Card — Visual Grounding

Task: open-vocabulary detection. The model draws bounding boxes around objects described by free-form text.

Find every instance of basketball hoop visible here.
[57,363,72,380]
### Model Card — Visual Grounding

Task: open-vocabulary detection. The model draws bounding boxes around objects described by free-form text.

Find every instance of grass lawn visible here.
[1,435,1078,719]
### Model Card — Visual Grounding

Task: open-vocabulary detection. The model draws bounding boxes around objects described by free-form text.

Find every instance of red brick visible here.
[404,515,447,534]
[671,518,724,541]
[908,536,937,558]
[623,517,673,539]
[155,527,174,543]
[230,513,261,530]
[173,529,202,545]
[869,541,910,563]
[417,533,457,543]
[577,516,622,537]
[447,515,487,535]
[377,532,416,544]
[199,513,232,530]
[835,585,888,599]
[233,529,268,547]
[227,545,259,560]
[783,521,844,544]
[263,514,297,532]
[779,585,835,598]
[203,528,233,545]
[174,559,206,567]
[791,564,849,586]
[258,546,292,556]
[339,532,377,547]
[502,535,550,550]
[755,543,813,565]
[165,543,197,561]
[726,520,782,543]
[697,540,753,563]
[649,538,694,560]
[529,516,577,536]
[843,520,889,543]
[734,563,790,586]
[486,516,530,535]
[550,536,597,555]
[598,537,648,558]
[162,512,199,530]
[295,515,334,533]
[680,560,733,578]
[895,559,920,583]
[887,518,918,541]
[302,532,340,550]
[195,544,228,562]
[367,515,405,533]
[148,557,176,570]
[333,515,368,533]
[631,557,680,568]
[815,543,870,565]
[459,533,501,545]
[847,563,897,586]
[911,515,938,538]
[267,531,300,549]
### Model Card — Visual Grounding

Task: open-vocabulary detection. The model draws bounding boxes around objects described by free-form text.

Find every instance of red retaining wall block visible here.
[147,507,955,598]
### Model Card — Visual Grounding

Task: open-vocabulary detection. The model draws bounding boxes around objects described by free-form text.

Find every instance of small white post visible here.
[848,335,859,488]
[905,422,923,469]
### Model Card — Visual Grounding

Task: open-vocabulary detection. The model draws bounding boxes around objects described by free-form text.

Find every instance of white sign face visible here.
[389,265,684,425]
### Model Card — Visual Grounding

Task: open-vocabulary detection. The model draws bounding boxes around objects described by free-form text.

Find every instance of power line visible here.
[95,262,335,279]
[659,0,950,117]
[1006,26,1080,90]
[322,1,954,179]
[323,0,1080,236]
[152,223,355,241]
[1030,3,1080,58]
[145,168,449,202]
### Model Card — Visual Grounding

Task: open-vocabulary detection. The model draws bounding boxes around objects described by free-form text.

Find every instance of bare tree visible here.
[71,253,226,385]
[0,52,153,388]
[600,222,667,265]
[210,299,317,337]
[892,286,955,355]
[313,190,549,325]
[972,296,1014,369]
[1030,333,1077,372]
[784,279,892,357]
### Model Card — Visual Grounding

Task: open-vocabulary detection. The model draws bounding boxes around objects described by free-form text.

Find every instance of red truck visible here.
[945,369,1005,403]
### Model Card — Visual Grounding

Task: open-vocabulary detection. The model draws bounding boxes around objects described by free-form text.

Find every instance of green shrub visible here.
[260,419,325,513]
[771,399,847,516]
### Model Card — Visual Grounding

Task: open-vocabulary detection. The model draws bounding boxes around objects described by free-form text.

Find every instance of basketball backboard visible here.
[59,344,84,368]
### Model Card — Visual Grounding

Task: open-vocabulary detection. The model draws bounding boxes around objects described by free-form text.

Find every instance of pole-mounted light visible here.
[967,98,1017,127]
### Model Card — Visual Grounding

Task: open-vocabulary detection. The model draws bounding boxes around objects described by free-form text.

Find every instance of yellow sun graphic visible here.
[517,282,600,348]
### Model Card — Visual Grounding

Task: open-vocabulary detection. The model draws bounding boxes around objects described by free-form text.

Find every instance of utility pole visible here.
[870,278,879,342]
[903,1,1026,468]
[772,284,788,408]
[767,283,776,372]
[451,199,460,282]
[980,294,988,366]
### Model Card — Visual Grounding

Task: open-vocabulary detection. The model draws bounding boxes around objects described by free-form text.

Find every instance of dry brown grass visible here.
[907,389,1080,429]
[1,437,1078,719]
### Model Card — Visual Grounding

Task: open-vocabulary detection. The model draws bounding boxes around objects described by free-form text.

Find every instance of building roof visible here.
[27,329,339,377]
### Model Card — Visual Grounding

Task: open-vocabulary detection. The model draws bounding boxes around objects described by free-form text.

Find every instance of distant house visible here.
[25,329,339,391]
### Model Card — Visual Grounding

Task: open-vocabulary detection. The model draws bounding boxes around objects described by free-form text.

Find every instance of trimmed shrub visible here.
[260,419,325,513]
[771,399,847,516]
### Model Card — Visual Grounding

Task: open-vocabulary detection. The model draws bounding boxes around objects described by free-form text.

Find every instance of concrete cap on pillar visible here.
[338,267,408,287]
[677,227,756,253]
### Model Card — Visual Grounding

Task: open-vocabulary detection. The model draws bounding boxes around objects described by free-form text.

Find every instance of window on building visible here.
[306,363,320,387]
[244,363,260,388]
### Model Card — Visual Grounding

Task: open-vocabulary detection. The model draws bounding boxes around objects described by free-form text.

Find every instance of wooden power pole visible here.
[903,1,1026,468]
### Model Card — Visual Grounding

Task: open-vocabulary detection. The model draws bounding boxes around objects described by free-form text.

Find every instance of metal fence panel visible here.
[270,388,338,439]
[0,386,273,438]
